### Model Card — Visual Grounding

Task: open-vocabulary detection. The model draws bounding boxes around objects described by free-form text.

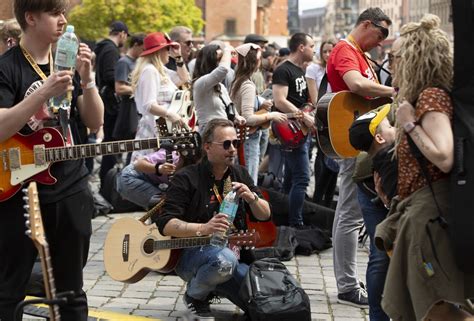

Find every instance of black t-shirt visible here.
[272,60,308,108]
[0,46,89,203]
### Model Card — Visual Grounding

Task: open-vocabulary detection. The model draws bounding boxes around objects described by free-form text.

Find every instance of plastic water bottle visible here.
[51,25,79,110]
[210,190,239,247]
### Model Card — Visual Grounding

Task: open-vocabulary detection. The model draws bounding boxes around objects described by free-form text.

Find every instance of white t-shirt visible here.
[305,62,331,93]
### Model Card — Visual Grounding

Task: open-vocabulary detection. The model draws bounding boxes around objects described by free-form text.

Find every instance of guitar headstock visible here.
[236,125,249,143]
[160,129,202,156]
[23,182,47,249]
[229,229,260,250]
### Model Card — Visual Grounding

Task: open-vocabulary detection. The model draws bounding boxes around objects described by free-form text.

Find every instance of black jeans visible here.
[0,189,93,321]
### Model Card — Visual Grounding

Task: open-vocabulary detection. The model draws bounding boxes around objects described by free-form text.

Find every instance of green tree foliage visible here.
[68,0,204,41]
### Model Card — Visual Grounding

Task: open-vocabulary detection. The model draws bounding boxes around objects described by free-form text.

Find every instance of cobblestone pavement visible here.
[71,212,370,321]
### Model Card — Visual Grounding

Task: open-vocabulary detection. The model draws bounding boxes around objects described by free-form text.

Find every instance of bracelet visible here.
[196,224,203,237]
[176,61,184,67]
[155,163,162,176]
[81,80,96,90]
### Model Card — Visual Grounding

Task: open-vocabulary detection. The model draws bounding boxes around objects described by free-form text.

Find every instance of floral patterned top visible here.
[397,87,453,200]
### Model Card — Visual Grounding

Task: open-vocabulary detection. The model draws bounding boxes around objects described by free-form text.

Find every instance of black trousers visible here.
[0,188,94,321]
[99,110,119,188]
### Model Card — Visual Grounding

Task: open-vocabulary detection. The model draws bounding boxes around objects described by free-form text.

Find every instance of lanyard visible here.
[212,176,232,204]
[20,44,53,81]
[346,35,380,84]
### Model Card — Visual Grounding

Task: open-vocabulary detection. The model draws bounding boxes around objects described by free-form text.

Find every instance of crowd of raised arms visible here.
[0,1,473,321]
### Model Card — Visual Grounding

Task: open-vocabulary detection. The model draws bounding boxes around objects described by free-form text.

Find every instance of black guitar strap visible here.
[317,73,328,103]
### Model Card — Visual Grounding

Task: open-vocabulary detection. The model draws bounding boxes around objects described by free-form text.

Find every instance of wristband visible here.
[176,61,184,67]
[81,80,96,90]
[248,192,259,205]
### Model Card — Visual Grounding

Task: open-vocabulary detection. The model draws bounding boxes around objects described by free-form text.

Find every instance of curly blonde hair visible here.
[394,14,453,104]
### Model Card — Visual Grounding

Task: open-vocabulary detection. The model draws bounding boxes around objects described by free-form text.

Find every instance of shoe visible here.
[337,287,369,308]
[183,292,213,318]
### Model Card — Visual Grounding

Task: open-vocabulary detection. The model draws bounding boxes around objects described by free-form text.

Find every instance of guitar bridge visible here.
[8,147,21,171]
[33,145,46,167]
[122,234,130,262]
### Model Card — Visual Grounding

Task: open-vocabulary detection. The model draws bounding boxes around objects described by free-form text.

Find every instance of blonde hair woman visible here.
[130,32,190,160]
[375,14,474,321]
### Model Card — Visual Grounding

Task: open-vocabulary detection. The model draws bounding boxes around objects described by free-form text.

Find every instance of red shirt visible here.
[326,40,377,93]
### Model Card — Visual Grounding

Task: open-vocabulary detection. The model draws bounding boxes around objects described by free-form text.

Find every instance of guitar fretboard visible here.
[44,138,160,162]
[154,236,211,250]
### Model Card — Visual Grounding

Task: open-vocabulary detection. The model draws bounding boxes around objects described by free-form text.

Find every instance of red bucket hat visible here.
[141,32,179,57]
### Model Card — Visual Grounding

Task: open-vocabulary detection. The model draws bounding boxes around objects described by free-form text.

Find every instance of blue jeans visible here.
[357,186,390,321]
[116,164,163,209]
[282,137,310,226]
[243,131,262,185]
[175,246,249,311]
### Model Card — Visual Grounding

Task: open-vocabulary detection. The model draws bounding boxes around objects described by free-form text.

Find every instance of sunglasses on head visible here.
[210,139,240,150]
[370,21,389,39]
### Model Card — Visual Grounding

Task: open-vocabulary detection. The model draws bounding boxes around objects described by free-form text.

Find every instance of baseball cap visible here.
[110,21,130,36]
[244,34,268,44]
[348,104,391,152]
[140,32,179,57]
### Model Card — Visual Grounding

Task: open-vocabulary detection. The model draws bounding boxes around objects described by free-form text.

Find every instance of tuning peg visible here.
[25,230,31,236]
[22,188,28,194]
[25,220,30,226]
[23,213,29,218]
[23,204,29,210]
[22,196,28,202]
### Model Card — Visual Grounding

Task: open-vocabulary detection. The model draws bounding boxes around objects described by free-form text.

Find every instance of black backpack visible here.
[239,258,311,321]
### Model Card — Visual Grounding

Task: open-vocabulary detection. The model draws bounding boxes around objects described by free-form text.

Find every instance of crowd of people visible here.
[0,1,473,320]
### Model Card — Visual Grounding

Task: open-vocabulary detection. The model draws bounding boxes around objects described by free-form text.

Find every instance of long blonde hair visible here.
[131,51,169,93]
[394,14,453,104]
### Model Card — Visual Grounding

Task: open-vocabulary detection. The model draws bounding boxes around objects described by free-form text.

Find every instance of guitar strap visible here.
[20,43,72,144]
[212,176,233,204]
[317,73,328,103]
[346,35,381,85]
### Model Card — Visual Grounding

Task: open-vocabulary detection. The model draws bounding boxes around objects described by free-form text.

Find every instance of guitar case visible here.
[450,0,474,273]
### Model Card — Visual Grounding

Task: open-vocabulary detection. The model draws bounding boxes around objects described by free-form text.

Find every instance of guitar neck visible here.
[38,245,61,321]
[44,138,160,163]
[154,236,211,250]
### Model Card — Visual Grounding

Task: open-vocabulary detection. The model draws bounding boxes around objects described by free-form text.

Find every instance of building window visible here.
[225,19,236,36]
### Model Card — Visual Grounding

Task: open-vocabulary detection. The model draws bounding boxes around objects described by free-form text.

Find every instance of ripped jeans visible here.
[175,245,249,311]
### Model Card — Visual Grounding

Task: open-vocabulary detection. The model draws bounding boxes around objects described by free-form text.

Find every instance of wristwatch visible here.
[248,192,259,205]
[403,122,417,134]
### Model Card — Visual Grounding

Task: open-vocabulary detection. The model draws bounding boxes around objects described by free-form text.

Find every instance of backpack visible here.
[239,258,311,321]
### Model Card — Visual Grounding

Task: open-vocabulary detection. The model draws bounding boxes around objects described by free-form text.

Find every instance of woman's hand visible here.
[234,115,246,126]
[169,44,182,59]
[157,162,176,176]
[396,99,416,127]
[270,112,287,123]
[166,110,185,127]
[260,99,273,111]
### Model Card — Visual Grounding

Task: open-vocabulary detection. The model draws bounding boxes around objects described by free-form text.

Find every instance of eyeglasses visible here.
[370,21,389,40]
[210,139,240,150]
[183,40,194,47]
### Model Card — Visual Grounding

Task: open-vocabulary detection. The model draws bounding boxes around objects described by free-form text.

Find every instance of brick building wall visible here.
[0,0,14,21]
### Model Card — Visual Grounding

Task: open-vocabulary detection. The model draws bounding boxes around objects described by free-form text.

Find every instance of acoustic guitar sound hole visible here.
[143,239,155,254]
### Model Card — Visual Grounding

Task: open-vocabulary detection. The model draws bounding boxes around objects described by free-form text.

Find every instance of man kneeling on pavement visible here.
[154,118,271,317]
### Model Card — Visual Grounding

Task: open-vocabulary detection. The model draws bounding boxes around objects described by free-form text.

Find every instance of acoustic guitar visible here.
[104,217,258,283]
[315,91,392,158]
[0,127,200,202]
[24,182,61,321]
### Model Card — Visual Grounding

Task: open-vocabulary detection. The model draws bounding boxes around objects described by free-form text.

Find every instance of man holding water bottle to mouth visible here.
[0,0,103,320]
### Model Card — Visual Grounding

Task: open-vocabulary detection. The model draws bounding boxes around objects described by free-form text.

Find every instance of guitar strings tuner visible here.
[23,213,29,218]
[23,204,29,210]
[25,230,31,236]
[22,188,28,194]
[25,220,30,226]
[22,196,28,202]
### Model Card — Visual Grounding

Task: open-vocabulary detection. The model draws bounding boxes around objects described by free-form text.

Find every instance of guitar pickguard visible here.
[11,163,50,186]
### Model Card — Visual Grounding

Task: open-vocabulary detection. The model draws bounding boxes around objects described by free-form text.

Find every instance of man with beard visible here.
[155,118,271,318]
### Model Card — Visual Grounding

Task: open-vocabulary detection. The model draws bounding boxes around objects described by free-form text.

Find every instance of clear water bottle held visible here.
[51,25,79,110]
[210,190,239,247]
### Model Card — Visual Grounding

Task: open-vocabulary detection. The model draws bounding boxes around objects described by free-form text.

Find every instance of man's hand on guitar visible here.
[302,112,315,128]
[157,163,176,176]
[39,70,74,99]
[260,99,273,111]
[203,214,231,235]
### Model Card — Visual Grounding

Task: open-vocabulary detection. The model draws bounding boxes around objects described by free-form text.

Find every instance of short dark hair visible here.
[14,0,68,31]
[288,33,312,53]
[356,7,392,27]
[201,119,234,145]
[129,33,145,47]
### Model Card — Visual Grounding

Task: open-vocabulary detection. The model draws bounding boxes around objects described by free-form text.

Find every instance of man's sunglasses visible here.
[210,139,241,150]
[371,21,389,39]
[183,40,194,46]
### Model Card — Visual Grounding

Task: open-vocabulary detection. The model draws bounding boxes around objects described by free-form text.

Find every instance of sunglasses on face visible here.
[210,139,241,150]
[370,21,389,40]
[183,40,194,46]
